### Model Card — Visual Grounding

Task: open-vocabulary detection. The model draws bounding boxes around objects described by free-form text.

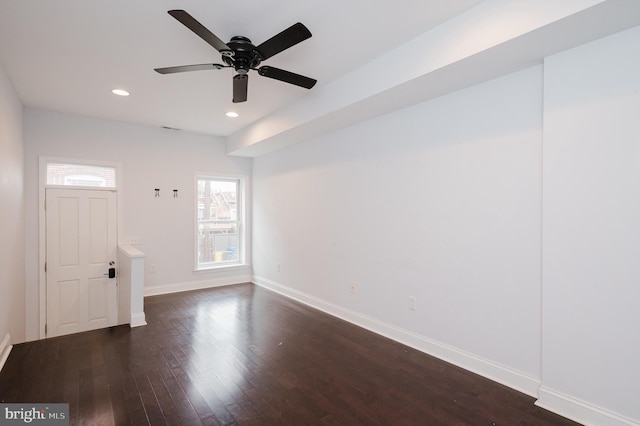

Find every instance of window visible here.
[46,163,116,188]
[196,176,244,270]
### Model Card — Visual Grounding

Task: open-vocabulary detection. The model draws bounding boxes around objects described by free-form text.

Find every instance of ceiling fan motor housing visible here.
[224,36,262,74]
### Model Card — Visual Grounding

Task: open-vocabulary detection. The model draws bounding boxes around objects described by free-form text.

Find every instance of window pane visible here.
[47,163,116,188]
[197,179,237,221]
[198,222,239,264]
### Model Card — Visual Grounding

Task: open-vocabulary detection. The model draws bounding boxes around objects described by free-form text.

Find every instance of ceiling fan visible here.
[155,10,317,103]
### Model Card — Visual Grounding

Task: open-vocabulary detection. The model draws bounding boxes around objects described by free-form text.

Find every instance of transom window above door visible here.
[46,162,117,188]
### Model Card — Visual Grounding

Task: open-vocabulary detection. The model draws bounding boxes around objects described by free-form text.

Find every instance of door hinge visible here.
[44,262,47,272]
[44,324,47,335]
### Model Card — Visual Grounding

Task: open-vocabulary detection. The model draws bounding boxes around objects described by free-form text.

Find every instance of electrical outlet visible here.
[125,236,144,245]
[150,264,157,273]
[409,296,417,310]
[276,262,280,272]
[350,283,357,294]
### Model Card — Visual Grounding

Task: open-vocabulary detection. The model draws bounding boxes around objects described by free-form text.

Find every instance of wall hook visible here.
[155,188,160,198]
[173,189,178,198]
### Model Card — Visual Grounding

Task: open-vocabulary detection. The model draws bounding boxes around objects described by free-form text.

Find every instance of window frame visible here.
[194,174,247,271]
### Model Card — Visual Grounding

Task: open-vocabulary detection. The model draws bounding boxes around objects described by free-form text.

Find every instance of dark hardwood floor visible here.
[0,283,579,425]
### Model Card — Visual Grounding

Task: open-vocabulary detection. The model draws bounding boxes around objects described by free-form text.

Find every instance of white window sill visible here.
[193,263,250,274]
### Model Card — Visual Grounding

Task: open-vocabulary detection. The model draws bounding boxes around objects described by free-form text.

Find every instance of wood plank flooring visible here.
[0,283,579,425]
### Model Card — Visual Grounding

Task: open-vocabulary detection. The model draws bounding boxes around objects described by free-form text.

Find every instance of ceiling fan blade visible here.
[168,10,231,53]
[258,66,317,89]
[233,74,248,103]
[154,63,227,74]
[256,22,311,60]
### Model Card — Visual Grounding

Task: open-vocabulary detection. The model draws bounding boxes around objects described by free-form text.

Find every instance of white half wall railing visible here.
[118,244,147,327]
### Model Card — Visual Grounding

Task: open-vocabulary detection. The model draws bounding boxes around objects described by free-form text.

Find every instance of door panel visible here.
[58,196,79,266]
[89,197,109,263]
[58,279,80,326]
[88,277,109,321]
[46,188,118,337]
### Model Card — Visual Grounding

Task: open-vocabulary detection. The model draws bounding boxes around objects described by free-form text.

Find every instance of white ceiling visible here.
[0,0,484,136]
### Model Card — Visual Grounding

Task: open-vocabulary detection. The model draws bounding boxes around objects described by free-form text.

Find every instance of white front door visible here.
[45,188,118,337]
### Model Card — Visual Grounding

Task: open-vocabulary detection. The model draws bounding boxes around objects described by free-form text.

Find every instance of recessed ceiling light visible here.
[111,89,130,96]
[225,111,239,118]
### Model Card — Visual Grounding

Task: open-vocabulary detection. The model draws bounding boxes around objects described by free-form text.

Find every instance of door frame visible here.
[38,156,123,339]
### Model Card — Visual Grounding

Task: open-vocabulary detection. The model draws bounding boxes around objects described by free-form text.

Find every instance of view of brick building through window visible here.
[197,178,240,267]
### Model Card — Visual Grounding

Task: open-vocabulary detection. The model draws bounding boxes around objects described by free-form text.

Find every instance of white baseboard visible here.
[144,274,251,297]
[0,333,12,373]
[130,313,147,328]
[536,386,640,426]
[252,275,540,398]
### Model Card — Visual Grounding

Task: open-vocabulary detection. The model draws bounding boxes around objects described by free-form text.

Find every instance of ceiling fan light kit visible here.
[155,10,317,103]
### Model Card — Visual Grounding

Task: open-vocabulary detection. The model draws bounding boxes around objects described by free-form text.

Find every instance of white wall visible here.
[23,109,252,340]
[539,26,640,425]
[252,24,640,426]
[0,61,25,345]
[253,66,544,394]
